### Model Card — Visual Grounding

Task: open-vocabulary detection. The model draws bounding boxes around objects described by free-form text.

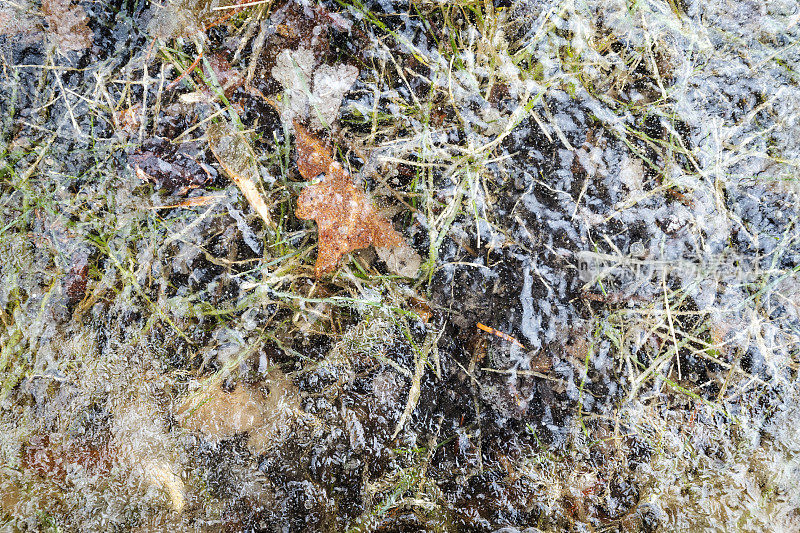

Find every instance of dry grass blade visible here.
[392,339,429,439]
[207,121,274,228]
[147,194,226,209]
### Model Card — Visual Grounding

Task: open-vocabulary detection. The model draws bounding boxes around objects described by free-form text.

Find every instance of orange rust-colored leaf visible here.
[293,122,403,277]
[294,121,335,181]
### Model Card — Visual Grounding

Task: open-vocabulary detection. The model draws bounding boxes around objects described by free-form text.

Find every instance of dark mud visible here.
[1,0,799,532]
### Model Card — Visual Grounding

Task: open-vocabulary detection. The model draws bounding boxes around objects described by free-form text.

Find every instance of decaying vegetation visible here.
[1,0,799,531]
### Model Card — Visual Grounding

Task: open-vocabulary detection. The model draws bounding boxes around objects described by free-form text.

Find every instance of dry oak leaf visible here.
[294,122,403,277]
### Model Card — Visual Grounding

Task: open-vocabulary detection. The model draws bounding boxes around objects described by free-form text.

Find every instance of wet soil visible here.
[1,0,799,532]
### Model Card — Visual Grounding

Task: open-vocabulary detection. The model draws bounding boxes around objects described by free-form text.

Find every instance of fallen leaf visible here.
[375,241,422,278]
[271,47,359,129]
[112,385,187,513]
[115,104,142,136]
[0,3,40,44]
[145,0,207,45]
[130,137,216,193]
[41,0,93,53]
[206,52,244,97]
[294,120,335,180]
[267,1,354,64]
[271,47,317,126]
[139,459,186,513]
[176,369,301,455]
[293,122,403,276]
[407,295,432,323]
[309,63,359,129]
[23,434,114,485]
[208,121,274,228]
[62,250,90,305]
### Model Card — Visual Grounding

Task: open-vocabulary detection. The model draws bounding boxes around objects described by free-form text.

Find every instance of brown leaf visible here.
[293,122,403,276]
[42,0,92,53]
[0,5,40,43]
[205,52,244,98]
[116,104,141,136]
[62,250,90,304]
[375,241,422,278]
[208,121,274,228]
[294,121,334,181]
[129,137,215,194]
[23,434,114,484]
[176,369,301,455]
